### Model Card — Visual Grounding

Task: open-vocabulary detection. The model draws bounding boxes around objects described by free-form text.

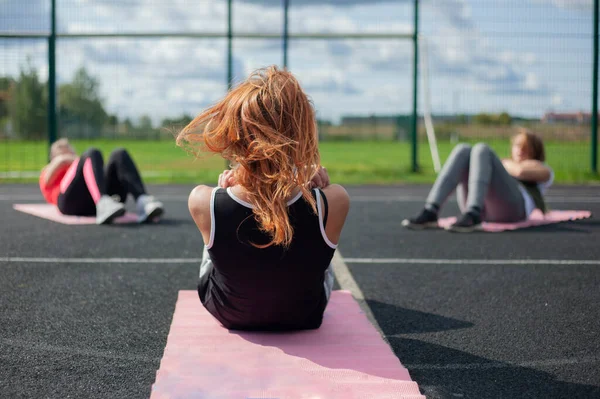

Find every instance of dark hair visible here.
[513,129,545,162]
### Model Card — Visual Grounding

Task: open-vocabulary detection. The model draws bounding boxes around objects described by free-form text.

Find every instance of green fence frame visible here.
[2,0,598,174]
[592,0,599,174]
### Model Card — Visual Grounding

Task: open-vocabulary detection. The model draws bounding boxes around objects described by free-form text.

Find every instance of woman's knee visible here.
[449,143,472,159]
[81,147,102,160]
[109,147,130,162]
[472,142,492,153]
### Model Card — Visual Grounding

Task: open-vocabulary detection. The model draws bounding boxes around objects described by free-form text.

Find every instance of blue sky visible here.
[0,0,594,124]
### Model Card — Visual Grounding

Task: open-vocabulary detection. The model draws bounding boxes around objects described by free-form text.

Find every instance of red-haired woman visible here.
[402,129,553,232]
[177,66,350,331]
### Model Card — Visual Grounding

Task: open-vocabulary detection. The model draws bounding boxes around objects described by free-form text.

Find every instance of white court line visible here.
[349,195,600,204]
[4,254,598,374]
[0,257,202,263]
[0,171,164,179]
[344,258,600,265]
[2,256,599,265]
[405,355,600,370]
[1,194,600,203]
[0,194,193,201]
[331,251,385,338]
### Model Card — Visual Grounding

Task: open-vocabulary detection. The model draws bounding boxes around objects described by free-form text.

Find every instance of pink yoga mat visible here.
[438,209,592,232]
[13,203,139,225]
[151,290,425,399]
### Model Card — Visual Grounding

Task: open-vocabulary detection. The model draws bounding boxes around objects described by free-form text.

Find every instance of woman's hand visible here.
[219,165,331,189]
[309,166,330,189]
[218,169,236,188]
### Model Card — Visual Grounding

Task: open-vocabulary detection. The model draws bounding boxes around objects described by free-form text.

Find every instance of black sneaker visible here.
[446,212,482,233]
[401,208,439,230]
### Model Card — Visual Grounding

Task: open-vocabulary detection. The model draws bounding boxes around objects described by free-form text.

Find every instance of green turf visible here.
[1,139,598,184]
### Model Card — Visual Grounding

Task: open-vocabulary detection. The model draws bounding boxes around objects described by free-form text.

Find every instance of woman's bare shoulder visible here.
[321,184,350,207]
[188,185,215,217]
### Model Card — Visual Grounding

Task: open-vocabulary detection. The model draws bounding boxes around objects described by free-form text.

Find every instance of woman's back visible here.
[199,187,338,330]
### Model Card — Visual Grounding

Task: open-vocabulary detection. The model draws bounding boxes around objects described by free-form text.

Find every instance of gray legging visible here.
[426,143,526,223]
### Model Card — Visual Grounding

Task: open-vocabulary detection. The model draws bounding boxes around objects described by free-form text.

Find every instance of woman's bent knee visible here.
[81,147,102,159]
[450,143,472,158]
[109,147,129,161]
[472,142,492,154]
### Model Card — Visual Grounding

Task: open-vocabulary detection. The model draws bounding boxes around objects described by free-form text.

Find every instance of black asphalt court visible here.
[1,184,599,399]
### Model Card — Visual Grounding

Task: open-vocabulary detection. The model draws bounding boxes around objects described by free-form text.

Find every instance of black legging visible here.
[57,148,147,216]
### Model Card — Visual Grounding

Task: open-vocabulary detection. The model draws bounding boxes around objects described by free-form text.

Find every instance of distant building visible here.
[0,89,12,138]
[340,115,405,125]
[0,90,10,102]
[542,111,593,124]
[340,114,467,125]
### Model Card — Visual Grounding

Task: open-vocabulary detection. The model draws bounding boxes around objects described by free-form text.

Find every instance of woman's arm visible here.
[320,184,350,245]
[42,154,77,185]
[188,185,214,245]
[502,159,551,182]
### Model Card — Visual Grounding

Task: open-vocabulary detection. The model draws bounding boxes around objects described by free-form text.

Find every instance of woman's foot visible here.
[446,211,482,233]
[401,208,439,229]
[96,195,126,225]
[136,194,164,223]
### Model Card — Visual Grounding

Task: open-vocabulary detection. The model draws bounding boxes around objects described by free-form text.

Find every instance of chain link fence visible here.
[1,0,597,183]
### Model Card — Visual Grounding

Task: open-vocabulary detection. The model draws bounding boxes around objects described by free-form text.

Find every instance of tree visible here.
[138,114,153,130]
[497,112,512,125]
[107,114,118,126]
[0,77,15,120]
[58,67,107,138]
[9,62,46,139]
[473,113,493,125]
[473,112,512,126]
[161,114,193,129]
[455,114,468,124]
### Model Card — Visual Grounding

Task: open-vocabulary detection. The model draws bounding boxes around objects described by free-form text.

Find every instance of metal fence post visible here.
[592,0,598,174]
[411,0,419,172]
[47,0,57,157]
[283,0,289,69]
[227,0,233,90]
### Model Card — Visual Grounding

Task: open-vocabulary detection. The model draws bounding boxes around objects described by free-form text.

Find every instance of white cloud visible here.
[0,0,588,122]
[551,94,563,106]
[56,39,229,123]
[58,0,226,33]
[531,0,592,10]
[524,72,540,90]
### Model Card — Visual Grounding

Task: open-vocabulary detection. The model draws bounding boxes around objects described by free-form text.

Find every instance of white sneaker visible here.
[96,195,126,225]
[136,194,164,223]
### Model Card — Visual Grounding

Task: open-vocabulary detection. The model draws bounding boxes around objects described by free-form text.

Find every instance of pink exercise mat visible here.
[438,209,592,232]
[13,203,138,225]
[150,290,425,399]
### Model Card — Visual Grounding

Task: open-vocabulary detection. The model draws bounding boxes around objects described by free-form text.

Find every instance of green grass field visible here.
[1,139,598,185]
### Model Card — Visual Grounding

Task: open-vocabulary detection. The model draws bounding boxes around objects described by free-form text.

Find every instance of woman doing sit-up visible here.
[402,129,553,232]
[39,139,164,224]
[177,66,350,331]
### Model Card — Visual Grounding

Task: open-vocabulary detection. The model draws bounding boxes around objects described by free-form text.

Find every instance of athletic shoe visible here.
[136,194,164,223]
[401,208,439,229]
[445,211,483,233]
[96,195,126,225]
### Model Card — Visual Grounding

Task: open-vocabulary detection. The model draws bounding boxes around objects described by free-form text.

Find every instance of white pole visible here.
[419,34,442,173]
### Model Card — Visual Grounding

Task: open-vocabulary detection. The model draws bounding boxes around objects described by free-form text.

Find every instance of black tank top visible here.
[199,187,337,331]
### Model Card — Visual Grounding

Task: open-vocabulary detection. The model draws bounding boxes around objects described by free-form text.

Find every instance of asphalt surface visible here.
[1,183,599,399]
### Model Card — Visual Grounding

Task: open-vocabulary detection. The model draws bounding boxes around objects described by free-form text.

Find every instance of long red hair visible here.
[177,66,320,247]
